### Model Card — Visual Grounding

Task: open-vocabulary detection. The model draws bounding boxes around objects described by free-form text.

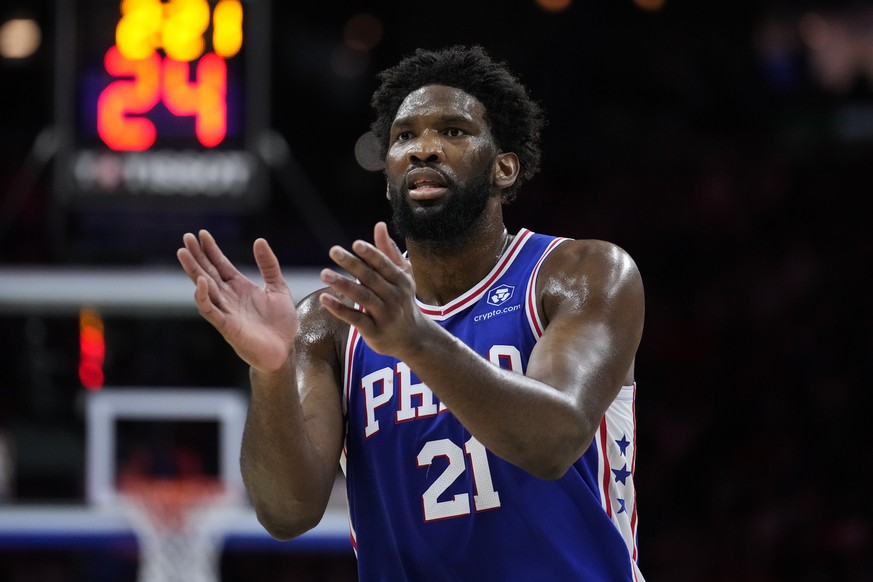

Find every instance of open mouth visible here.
[406,167,448,199]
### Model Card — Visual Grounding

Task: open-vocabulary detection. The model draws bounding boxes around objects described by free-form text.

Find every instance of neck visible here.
[405,203,511,306]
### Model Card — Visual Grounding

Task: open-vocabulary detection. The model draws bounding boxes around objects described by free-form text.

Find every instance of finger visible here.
[345,239,409,290]
[320,267,382,312]
[198,229,242,283]
[328,244,402,312]
[178,232,212,279]
[179,230,225,286]
[177,238,204,284]
[373,222,411,275]
[318,292,373,333]
[193,275,229,330]
[252,238,289,293]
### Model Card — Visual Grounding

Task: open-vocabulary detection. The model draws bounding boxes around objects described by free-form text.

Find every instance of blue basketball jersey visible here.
[342,229,644,581]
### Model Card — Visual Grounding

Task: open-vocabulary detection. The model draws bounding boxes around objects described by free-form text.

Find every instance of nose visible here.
[408,130,443,163]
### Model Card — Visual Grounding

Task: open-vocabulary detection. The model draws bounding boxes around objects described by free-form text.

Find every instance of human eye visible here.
[444,127,465,137]
[395,130,413,141]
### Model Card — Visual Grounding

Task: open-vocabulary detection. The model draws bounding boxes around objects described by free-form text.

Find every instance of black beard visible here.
[388,167,494,247]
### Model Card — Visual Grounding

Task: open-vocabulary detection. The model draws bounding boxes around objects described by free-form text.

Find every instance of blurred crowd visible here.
[1,1,872,580]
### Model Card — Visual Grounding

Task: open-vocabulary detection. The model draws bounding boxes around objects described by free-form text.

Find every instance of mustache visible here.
[401,162,455,190]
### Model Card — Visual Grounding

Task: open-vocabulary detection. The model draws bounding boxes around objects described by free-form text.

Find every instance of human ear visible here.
[493,152,520,190]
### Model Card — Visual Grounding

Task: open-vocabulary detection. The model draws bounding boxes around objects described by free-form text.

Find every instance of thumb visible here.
[374,221,411,274]
[252,238,287,291]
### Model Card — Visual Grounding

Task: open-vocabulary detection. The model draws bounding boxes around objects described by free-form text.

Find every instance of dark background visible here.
[1,0,872,580]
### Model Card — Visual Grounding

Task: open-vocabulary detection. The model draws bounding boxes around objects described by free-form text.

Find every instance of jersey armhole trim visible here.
[525,237,572,338]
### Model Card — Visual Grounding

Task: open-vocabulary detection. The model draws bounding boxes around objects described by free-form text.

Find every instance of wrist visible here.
[249,352,294,383]
[392,318,443,364]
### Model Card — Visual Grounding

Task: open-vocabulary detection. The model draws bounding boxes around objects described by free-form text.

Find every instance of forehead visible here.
[392,84,487,127]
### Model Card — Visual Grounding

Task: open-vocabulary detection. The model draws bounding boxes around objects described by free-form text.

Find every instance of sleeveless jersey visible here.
[342,228,644,581]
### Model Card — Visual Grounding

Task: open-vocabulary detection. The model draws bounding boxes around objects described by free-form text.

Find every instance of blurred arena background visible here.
[1,0,871,580]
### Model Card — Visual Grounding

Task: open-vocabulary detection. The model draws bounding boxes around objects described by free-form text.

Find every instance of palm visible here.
[211,273,297,372]
[178,231,297,374]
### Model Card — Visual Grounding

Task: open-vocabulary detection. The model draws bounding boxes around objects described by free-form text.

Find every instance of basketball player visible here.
[177,45,646,580]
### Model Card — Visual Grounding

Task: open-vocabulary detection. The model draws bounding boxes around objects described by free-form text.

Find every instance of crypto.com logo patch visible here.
[486,284,515,306]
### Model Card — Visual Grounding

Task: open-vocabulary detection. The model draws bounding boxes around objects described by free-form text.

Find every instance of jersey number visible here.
[416,436,501,521]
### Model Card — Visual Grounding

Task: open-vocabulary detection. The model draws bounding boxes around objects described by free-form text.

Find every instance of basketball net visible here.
[119,477,230,582]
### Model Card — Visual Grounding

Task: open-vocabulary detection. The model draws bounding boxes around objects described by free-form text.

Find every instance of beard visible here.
[387,165,494,247]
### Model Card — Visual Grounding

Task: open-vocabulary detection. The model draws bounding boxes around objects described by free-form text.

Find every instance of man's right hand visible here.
[177,230,298,374]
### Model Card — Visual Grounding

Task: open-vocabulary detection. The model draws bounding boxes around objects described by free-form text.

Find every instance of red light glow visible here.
[79,307,106,391]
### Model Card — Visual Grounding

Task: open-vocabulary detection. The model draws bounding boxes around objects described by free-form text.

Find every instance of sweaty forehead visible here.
[392,84,487,127]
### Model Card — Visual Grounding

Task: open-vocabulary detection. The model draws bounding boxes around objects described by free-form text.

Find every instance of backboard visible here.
[85,387,248,507]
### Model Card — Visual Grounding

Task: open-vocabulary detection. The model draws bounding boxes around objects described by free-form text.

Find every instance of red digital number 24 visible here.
[97,46,227,151]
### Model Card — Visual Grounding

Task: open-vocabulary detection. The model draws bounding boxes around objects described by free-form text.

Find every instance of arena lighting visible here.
[0,18,42,59]
[633,0,666,12]
[535,0,572,13]
[54,0,270,210]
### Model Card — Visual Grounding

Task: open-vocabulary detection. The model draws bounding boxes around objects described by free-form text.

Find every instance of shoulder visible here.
[537,238,644,320]
[295,287,351,372]
[540,238,642,288]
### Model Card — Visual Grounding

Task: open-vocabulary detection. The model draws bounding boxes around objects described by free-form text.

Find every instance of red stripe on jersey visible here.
[525,275,541,337]
[599,416,612,517]
[345,326,360,408]
[417,229,533,318]
[525,237,569,337]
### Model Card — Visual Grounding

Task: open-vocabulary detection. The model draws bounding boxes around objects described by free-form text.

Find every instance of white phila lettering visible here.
[395,361,441,423]
[361,367,393,438]
[360,345,520,437]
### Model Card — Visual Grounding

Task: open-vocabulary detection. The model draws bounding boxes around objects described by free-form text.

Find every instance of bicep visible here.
[525,241,644,426]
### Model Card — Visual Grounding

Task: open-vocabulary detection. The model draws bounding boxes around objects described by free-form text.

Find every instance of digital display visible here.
[55,0,269,208]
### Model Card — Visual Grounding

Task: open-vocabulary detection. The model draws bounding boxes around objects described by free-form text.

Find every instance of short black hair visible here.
[370,45,546,202]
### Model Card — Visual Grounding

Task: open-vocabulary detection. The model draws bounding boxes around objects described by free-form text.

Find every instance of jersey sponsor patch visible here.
[486,283,514,306]
[474,283,521,324]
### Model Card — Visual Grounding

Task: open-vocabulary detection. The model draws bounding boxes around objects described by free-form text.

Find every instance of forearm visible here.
[398,325,592,479]
[240,362,338,539]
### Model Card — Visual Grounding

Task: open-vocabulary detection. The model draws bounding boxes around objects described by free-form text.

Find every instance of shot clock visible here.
[54,0,270,209]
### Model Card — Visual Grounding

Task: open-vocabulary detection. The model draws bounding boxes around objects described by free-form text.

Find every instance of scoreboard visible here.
[54,0,270,210]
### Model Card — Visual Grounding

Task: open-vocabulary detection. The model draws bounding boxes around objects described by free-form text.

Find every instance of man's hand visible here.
[318,221,426,357]
[177,230,297,374]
